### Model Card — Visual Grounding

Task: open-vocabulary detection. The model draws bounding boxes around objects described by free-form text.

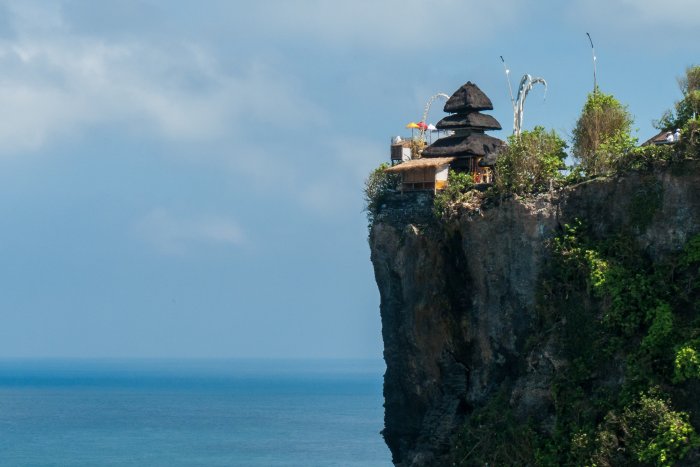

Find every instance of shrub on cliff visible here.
[572,90,635,176]
[494,126,567,194]
[363,163,399,225]
[433,170,474,219]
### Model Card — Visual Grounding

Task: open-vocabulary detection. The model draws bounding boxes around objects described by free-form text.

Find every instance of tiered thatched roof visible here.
[422,81,504,166]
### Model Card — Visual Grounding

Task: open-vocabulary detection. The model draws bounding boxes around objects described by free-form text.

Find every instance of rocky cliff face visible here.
[369,161,700,466]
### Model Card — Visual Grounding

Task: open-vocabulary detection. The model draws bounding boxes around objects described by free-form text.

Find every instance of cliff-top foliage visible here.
[572,89,636,177]
[495,126,567,193]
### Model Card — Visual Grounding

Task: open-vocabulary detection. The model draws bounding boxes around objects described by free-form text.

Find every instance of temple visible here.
[387,81,505,192]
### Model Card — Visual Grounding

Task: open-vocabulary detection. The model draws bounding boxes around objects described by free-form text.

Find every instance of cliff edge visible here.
[370,160,700,466]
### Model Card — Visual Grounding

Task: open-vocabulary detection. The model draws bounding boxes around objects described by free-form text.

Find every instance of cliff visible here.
[370,160,700,466]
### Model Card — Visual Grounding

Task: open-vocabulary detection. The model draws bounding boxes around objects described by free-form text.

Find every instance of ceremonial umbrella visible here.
[427,123,437,143]
[406,122,420,138]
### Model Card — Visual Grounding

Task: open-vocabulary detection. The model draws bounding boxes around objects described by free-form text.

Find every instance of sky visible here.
[0,0,697,359]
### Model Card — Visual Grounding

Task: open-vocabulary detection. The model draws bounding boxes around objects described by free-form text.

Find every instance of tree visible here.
[572,90,635,176]
[495,126,567,193]
[656,65,700,150]
[656,65,700,131]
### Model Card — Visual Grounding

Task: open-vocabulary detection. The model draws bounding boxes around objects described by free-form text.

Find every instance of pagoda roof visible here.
[443,82,493,112]
[435,112,502,131]
[422,133,504,158]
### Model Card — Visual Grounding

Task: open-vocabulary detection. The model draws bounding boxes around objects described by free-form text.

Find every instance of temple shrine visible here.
[387,82,504,192]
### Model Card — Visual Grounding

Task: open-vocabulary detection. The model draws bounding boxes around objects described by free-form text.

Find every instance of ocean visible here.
[0,359,392,466]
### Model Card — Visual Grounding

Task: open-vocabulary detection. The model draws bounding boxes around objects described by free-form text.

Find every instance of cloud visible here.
[239,0,521,50]
[134,208,246,255]
[0,4,325,155]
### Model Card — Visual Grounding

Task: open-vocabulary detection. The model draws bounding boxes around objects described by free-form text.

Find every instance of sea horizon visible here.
[0,358,392,466]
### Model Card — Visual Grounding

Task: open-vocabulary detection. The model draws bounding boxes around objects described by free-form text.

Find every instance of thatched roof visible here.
[444,82,493,112]
[436,112,502,131]
[422,133,505,158]
[385,157,455,172]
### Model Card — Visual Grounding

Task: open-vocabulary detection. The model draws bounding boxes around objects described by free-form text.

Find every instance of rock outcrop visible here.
[369,161,700,466]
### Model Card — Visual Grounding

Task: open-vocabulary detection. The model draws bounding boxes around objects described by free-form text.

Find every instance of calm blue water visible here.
[0,359,392,466]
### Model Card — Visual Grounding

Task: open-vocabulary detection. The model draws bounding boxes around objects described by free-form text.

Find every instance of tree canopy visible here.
[495,126,567,193]
[572,90,635,176]
[656,65,700,132]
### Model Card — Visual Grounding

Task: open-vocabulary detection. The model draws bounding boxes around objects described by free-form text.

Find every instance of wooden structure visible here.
[385,157,455,193]
[421,82,504,183]
[390,140,412,164]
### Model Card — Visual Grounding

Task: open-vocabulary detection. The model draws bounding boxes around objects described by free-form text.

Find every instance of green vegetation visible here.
[363,163,399,225]
[494,126,567,194]
[450,222,700,466]
[432,170,474,218]
[657,65,700,155]
[539,222,700,465]
[572,90,636,176]
[590,390,697,467]
[673,343,700,383]
[657,65,700,133]
[611,143,677,174]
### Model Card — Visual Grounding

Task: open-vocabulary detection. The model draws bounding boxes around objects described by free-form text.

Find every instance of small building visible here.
[642,130,680,146]
[390,139,413,164]
[385,157,455,193]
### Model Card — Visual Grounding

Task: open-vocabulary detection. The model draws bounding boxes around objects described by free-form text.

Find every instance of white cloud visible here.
[0,4,325,155]
[134,208,246,255]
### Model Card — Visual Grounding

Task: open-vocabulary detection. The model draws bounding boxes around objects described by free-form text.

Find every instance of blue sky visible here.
[0,0,697,359]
